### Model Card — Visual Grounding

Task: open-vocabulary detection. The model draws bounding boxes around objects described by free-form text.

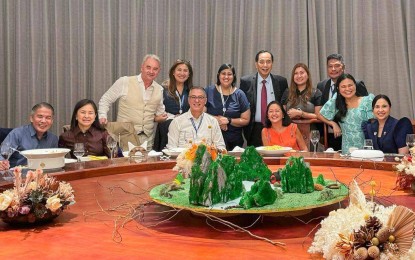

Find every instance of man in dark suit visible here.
[317,53,368,151]
[240,50,288,147]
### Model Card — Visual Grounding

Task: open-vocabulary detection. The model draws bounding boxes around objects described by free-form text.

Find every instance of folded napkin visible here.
[87,155,108,160]
[231,146,245,152]
[128,141,147,152]
[148,150,163,157]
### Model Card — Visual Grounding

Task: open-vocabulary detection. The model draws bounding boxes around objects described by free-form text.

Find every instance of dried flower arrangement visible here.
[0,167,75,224]
[309,180,415,259]
[394,147,415,190]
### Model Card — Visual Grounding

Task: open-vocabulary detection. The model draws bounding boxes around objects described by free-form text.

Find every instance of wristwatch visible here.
[297,108,303,118]
[227,117,232,125]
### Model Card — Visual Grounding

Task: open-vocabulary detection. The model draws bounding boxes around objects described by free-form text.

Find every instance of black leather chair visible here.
[0,128,13,144]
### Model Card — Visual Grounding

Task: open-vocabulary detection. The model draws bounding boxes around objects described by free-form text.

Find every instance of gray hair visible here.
[142,54,161,65]
[326,53,345,65]
[31,102,55,116]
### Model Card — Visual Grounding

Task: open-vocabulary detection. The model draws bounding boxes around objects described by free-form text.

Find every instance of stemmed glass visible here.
[0,142,13,161]
[310,130,320,156]
[73,143,85,162]
[106,135,117,161]
[406,134,415,156]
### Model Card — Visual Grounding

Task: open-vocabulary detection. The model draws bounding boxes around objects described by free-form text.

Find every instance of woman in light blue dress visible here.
[318,74,374,153]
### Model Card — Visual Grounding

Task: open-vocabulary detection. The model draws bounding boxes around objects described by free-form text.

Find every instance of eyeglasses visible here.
[189,95,206,100]
[328,64,343,70]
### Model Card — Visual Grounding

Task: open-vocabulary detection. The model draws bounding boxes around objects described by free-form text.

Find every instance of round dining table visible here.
[0,152,412,259]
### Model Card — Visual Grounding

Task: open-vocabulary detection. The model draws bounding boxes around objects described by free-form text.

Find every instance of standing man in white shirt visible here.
[98,54,167,150]
[167,86,226,150]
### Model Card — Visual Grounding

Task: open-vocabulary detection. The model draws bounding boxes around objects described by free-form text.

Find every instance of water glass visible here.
[407,134,415,155]
[363,139,373,150]
[106,135,117,161]
[0,142,13,160]
[310,130,320,156]
[73,143,85,162]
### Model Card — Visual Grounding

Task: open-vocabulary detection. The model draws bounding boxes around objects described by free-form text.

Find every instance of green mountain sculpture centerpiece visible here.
[150,145,348,214]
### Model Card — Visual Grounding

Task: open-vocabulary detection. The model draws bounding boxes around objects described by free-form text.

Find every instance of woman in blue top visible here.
[154,59,193,151]
[362,94,413,154]
[205,64,250,151]
[318,74,374,154]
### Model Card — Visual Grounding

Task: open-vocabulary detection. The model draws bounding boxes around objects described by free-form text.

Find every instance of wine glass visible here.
[73,143,85,162]
[363,139,374,150]
[406,134,415,156]
[310,130,320,156]
[106,135,117,161]
[0,142,13,161]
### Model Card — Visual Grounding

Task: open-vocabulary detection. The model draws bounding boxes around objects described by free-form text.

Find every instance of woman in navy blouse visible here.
[362,94,413,154]
[154,59,193,151]
[205,64,250,150]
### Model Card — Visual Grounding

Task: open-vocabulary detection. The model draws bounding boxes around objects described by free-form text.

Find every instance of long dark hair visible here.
[70,99,103,131]
[216,63,236,87]
[372,94,391,109]
[334,74,367,122]
[167,59,193,103]
[287,63,313,107]
[264,101,292,128]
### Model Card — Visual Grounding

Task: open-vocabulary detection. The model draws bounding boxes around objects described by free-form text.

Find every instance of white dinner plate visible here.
[64,158,77,164]
[162,148,186,157]
[256,146,292,156]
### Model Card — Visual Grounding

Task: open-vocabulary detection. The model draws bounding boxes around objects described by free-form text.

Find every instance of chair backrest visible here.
[0,128,13,144]
[105,122,140,152]
[62,125,71,133]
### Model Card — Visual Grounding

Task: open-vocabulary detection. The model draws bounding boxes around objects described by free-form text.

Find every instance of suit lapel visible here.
[270,74,280,100]
[323,80,331,103]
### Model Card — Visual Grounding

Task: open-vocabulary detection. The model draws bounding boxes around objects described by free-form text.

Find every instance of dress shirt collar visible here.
[29,124,48,139]
[258,74,271,85]
[73,125,93,136]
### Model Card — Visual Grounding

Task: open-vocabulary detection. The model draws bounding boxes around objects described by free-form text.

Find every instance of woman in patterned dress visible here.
[318,74,374,154]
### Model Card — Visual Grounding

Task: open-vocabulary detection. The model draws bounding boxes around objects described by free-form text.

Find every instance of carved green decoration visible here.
[239,180,277,209]
[280,156,314,194]
[316,174,326,186]
[235,146,271,181]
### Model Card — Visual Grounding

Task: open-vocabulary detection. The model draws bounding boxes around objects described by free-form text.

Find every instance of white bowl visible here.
[350,149,384,161]
[20,148,71,169]
[256,146,292,156]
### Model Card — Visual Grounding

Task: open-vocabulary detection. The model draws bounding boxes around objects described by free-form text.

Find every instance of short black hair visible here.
[255,50,274,62]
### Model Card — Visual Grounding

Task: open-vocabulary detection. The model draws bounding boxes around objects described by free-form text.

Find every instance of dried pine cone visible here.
[353,226,374,248]
[365,216,382,233]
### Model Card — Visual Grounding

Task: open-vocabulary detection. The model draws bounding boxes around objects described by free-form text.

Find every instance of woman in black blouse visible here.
[154,59,194,151]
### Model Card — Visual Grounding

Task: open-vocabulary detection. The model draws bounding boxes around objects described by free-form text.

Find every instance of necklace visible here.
[218,85,234,115]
